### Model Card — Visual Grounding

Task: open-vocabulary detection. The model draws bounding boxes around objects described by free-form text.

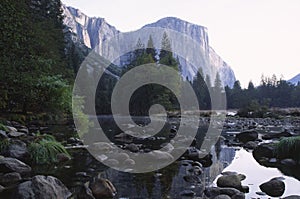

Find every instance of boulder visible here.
[89,177,116,199]
[13,175,71,199]
[0,172,22,186]
[259,179,285,197]
[6,140,29,161]
[205,187,243,198]
[253,143,275,161]
[217,174,248,192]
[236,130,258,143]
[56,153,71,163]
[125,143,139,153]
[0,157,31,175]
[8,131,26,138]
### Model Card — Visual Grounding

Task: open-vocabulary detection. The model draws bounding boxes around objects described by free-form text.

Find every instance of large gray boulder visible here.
[13,175,71,199]
[0,157,31,175]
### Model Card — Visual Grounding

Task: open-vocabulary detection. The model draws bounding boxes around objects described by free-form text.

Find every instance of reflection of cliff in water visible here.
[101,141,236,199]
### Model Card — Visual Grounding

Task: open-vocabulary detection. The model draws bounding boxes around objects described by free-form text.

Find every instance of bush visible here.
[275,136,300,163]
[28,134,70,164]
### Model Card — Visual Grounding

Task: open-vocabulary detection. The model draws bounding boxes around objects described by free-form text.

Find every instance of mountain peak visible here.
[288,73,300,85]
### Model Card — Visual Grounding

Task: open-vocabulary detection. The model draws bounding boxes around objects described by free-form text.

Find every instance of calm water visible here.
[41,117,300,198]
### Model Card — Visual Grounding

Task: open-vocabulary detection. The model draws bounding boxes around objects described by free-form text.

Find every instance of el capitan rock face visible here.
[62,5,236,87]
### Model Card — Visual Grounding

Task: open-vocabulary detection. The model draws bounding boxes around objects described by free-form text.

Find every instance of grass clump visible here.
[0,123,8,132]
[28,134,70,164]
[0,138,10,153]
[275,136,300,163]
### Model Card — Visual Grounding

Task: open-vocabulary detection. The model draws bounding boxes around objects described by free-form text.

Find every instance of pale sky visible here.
[62,0,300,87]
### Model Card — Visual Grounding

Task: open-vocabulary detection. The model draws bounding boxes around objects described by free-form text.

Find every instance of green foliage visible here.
[237,100,269,118]
[0,123,8,132]
[0,138,10,153]
[29,134,70,164]
[275,136,300,163]
[73,97,93,137]
[226,74,300,112]
[0,0,73,115]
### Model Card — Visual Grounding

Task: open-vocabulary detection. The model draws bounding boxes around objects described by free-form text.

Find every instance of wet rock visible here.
[89,177,116,199]
[259,179,285,197]
[213,195,231,199]
[114,133,133,143]
[90,142,114,152]
[180,190,195,197]
[0,157,31,175]
[56,153,71,163]
[192,166,203,175]
[281,159,297,166]
[148,150,174,162]
[18,128,29,134]
[6,126,17,133]
[8,131,26,138]
[236,130,258,143]
[204,187,243,198]
[160,143,174,153]
[0,185,4,193]
[0,130,8,139]
[125,143,139,153]
[13,175,71,199]
[262,130,293,140]
[183,175,201,183]
[256,191,266,196]
[243,141,258,150]
[6,140,29,161]
[0,172,22,186]
[221,171,238,176]
[123,158,135,167]
[253,143,275,161]
[232,192,245,199]
[217,174,248,192]
[283,196,300,199]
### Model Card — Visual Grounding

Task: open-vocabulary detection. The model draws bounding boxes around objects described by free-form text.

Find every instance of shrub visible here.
[28,134,70,164]
[275,136,300,163]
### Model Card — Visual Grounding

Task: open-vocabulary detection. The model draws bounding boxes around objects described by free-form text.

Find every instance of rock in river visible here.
[259,178,285,197]
[13,175,71,199]
[217,174,249,193]
[236,130,258,143]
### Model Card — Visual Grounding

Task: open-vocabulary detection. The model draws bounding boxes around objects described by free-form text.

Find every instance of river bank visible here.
[0,115,300,198]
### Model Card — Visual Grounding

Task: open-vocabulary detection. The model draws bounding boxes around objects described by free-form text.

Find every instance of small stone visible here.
[180,190,195,197]
[256,191,266,196]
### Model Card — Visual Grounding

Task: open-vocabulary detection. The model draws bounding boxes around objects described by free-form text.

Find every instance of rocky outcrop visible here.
[62,6,236,87]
